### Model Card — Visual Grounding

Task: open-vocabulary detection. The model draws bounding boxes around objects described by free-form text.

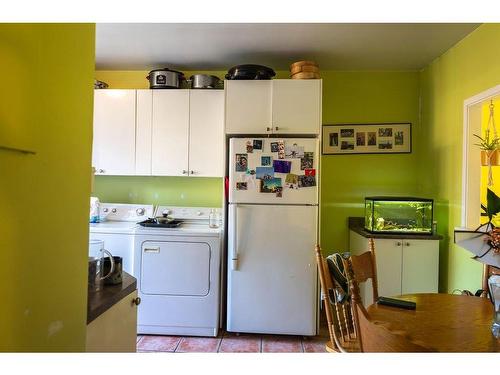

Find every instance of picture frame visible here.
[322,123,412,155]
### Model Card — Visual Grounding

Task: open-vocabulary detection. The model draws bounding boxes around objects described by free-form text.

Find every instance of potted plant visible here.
[474,129,500,167]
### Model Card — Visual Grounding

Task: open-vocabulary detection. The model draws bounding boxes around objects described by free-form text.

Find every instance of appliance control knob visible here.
[136,208,145,216]
[103,208,109,213]
[111,208,117,213]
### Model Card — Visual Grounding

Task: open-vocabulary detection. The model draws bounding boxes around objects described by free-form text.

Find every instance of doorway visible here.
[462,85,500,229]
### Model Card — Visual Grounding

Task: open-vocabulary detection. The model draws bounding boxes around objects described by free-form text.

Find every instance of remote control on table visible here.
[377,296,416,310]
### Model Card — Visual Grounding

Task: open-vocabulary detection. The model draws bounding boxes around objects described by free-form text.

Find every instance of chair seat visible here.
[325,338,361,353]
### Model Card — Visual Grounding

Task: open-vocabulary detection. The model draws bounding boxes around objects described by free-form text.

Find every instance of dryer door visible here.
[141,241,211,296]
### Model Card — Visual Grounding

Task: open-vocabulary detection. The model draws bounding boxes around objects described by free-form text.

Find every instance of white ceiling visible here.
[95,23,479,71]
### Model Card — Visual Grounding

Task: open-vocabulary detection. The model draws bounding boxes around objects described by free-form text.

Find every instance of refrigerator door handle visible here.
[231,204,239,270]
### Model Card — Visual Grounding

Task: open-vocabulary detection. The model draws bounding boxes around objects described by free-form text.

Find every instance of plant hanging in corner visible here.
[474,100,499,186]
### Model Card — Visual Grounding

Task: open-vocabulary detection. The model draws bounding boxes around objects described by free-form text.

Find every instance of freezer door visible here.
[229,138,319,205]
[227,204,318,335]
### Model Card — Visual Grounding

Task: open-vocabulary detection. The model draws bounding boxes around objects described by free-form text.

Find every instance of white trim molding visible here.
[462,84,500,228]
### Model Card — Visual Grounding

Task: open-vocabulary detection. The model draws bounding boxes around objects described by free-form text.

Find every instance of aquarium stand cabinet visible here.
[349,217,442,306]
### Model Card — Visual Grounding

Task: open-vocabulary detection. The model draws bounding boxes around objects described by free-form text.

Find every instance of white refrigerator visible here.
[227,137,319,336]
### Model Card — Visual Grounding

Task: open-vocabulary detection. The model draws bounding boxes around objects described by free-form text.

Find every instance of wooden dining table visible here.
[366,293,500,352]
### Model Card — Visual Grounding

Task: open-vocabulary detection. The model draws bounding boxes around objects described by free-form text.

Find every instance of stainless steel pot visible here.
[189,74,221,89]
[147,68,184,89]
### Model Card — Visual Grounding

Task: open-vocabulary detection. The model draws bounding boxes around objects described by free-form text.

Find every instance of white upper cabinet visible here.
[271,80,322,134]
[93,90,137,175]
[225,80,272,134]
[151,90,190,176]
[93,88,225,177]
[224,79,321,135]
[189,90,225,177]
[135,90,153,175]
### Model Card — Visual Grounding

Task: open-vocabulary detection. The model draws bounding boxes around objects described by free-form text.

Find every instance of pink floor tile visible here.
[261,336,303,353]
[302,337,328,353]
[176,337,221,353]
[219,335,261,353]
[137,335,181,352]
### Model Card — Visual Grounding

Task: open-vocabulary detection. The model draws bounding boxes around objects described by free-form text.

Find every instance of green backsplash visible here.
[93,176,223,207]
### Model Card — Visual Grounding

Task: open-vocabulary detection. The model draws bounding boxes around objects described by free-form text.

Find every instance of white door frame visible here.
[462,85,500,228]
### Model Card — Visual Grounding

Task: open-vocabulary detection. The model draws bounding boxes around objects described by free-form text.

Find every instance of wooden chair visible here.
[482,264,500,298]
[314,245,360,353]
[349,238,379,304]
[344,256,436,352]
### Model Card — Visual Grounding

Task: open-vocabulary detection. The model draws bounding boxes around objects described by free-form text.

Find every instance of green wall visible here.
[320,71,421,252]
[94,176,223,207]
[0,24,95,351]
[419,23,500,293]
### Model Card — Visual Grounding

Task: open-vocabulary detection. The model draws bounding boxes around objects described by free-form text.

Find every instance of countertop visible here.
[348,217,443,240]
[87,272,137,324]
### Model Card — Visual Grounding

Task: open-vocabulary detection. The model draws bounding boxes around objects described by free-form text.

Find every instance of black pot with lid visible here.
[225,64,276,80]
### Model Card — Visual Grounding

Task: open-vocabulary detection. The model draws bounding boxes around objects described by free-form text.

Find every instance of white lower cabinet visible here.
[86,290,138,352]
[349,231,439,306]
[401,239,439,294]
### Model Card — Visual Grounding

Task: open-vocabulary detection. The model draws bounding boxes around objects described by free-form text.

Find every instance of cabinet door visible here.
[372,239,403,301]
[135,90,152,175]
[151,90,189,176]
[189,90,224,177]
[225,80,272,134]
[271,80,321,135]
[92,90,136,175]
[402,240,439,294]
[86,290,138,352]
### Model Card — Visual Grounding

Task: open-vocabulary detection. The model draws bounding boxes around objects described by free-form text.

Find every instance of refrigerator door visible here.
[229,138,319,205]
[227,204,318,335]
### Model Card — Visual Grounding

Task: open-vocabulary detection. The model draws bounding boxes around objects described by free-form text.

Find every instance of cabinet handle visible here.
[190,170,195,175]
[275,126,279,131]
[396,241,402,246]
[132,297,141,306]
[182,170,188,175]
[266,126,272,132]
[98,169,105,173]
[405,242,411,247]
[144,247,160,253]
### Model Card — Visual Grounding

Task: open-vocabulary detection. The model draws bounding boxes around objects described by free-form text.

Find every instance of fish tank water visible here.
[364,197,434,234]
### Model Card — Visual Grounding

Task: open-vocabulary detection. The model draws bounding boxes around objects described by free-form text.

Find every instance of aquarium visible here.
[364,197,434,234]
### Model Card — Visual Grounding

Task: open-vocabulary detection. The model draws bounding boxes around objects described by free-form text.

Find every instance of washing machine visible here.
[89,203,153,275]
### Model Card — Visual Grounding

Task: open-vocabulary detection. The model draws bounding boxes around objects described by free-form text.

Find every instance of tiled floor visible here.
[136,324,329,353]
